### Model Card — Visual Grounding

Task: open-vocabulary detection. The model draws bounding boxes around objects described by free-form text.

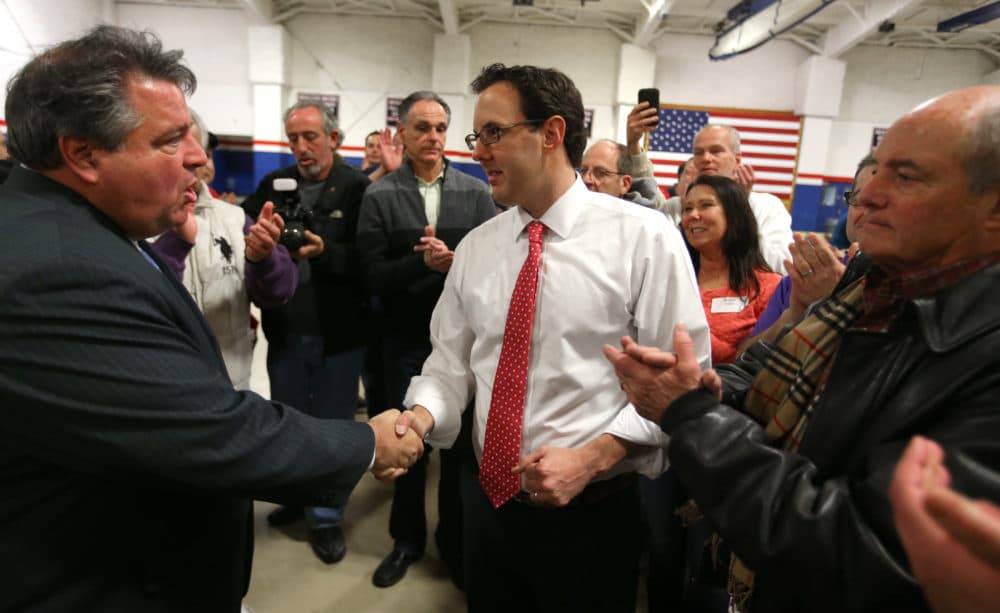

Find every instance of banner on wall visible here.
[386,97,403,127]
[296,92,340,118]
[871,127,888,149]
[583,109,593,138]
[646,104,802,205]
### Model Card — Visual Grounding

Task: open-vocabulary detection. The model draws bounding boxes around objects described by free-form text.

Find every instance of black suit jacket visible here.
[0,167,375,612]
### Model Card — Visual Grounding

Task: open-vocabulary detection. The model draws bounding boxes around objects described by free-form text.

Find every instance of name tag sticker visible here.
[711,296,749,313]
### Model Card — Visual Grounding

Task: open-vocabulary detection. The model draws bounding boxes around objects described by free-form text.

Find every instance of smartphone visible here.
[638,88,660,126]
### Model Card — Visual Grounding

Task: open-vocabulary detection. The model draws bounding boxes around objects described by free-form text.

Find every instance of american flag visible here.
[648,106,802,205]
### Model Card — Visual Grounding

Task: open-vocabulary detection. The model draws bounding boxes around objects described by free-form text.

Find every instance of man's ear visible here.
[621,174,633,194]
[541,115,566,152]
[329,130,341,150]
[58,135,101,185]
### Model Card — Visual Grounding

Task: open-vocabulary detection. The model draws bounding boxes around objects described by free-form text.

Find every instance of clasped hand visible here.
[368,409,425,480]
[602,323,721,424]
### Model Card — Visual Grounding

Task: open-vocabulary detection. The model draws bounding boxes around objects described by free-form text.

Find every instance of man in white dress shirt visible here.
[691,124,794,274]
[395,63,710,612]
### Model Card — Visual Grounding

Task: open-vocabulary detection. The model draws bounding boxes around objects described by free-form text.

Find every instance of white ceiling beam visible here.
[634,0,674,47]
[240,0,272,20]
[438,0,458,34]
[821,0,923,58]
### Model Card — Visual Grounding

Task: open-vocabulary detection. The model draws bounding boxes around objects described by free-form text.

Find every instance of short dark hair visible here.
[685,174,771,298]
[366,130,381,142]
[5,25,196,170]
[398,91,451,127]
[471,63,586,168]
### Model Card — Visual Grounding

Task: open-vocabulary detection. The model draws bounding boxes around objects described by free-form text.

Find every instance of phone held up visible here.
[638,87,660,124]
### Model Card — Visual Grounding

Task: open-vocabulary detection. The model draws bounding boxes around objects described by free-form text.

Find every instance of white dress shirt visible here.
[404,178,711,479]
[748,191,794,275]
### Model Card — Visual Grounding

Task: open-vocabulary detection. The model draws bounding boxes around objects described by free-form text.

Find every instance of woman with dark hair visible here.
[682,174,781,364]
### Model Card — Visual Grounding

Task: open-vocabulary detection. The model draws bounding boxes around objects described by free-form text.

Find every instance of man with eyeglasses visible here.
[356,90,495,589]
[393,63,709,612]
[579,138,664,211]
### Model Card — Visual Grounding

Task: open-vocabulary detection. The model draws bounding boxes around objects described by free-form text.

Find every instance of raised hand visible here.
[369,409,424,480]
[626,102,660,155]
[784,232,846,313]
[378,126,403,174]
[245,201,283,262]
[733,163,756,194]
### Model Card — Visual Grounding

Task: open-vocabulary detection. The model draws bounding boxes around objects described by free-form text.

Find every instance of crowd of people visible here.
[2,23,1000,613]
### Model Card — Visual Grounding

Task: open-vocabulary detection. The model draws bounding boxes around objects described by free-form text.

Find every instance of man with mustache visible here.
[241,101,372,565]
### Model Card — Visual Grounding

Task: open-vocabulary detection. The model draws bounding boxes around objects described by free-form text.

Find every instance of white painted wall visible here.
[116,3,266,136]
[826,44,997,177]
[2,2,998,179]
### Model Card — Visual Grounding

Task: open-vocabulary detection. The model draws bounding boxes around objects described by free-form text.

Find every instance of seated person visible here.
[682,175,780,364]
[738,154,876,352]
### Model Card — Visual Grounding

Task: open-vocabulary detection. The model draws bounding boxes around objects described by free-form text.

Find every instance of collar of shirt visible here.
[861,252,1000,328]
[511,176,588,242]
[414,169,444,189]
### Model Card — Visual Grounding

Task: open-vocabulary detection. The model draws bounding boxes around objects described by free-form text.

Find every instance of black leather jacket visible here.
[242,160,370,353]
[661,254,1000,612]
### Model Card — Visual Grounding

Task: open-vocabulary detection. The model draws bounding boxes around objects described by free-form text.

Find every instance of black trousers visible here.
[381,334,469,582]
[460,460,641,613]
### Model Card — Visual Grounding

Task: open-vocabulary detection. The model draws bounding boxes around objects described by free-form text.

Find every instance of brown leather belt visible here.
[512,473,636,508]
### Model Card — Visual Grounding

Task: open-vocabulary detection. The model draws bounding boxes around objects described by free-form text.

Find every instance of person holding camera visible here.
[241,100,372,565]
[151,112,298,391]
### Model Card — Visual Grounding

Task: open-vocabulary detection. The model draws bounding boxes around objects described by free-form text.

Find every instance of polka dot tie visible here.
[479,221,546,509]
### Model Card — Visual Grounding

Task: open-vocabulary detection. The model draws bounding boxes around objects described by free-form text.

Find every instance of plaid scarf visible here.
[729,277,866,611]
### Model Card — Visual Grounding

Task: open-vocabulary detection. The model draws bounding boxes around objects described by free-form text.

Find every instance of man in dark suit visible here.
[0,25,422,613]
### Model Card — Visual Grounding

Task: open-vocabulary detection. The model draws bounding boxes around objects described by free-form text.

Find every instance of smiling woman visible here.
[681,174,781,364]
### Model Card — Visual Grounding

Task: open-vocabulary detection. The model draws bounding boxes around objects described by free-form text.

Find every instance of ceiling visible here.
[122,0,1000,62]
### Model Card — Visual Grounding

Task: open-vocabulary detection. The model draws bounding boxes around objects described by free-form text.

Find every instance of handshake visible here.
[367,409,430,480]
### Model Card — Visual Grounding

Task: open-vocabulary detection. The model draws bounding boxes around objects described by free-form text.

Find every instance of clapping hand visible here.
[602,323,710,423]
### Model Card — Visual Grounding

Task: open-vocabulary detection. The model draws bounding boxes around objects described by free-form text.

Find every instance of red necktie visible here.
[480,221,546,508]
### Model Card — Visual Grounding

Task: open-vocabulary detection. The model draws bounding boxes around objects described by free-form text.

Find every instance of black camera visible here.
[272,178,314,251]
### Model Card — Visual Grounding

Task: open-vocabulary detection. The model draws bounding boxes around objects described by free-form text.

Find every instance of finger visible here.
[424,225,436,238]
[925,488,1000,566]
[848,242,861,261]
[513,449,545,474]
[258,201,274,222]
[395,410,414,436]
[672,322,697,367]
[701,369,723,400]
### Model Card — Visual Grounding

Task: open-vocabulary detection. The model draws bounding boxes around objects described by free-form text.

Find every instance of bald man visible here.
[607,85,1000,612]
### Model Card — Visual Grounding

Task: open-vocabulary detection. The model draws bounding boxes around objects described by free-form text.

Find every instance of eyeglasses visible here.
[578,166,625,182]
[465,119,546,150]
[843,190,860,207]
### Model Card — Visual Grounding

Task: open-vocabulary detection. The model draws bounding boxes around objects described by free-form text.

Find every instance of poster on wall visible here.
[871,127,888,149]
[386,97,403,127]
[297,92,340,118]
[584,109,594,138]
